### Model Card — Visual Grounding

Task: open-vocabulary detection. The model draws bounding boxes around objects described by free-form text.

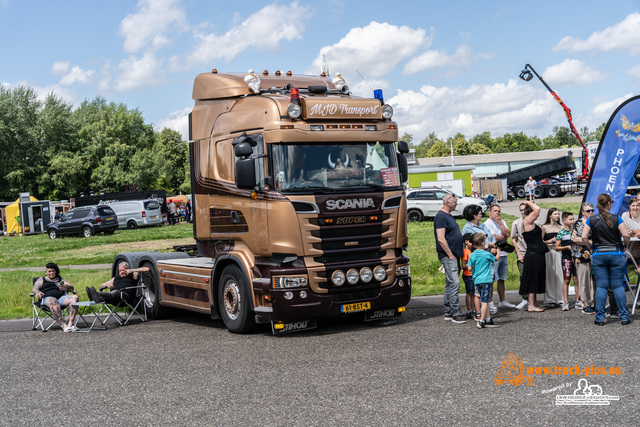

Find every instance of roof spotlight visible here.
[519,69,533,82]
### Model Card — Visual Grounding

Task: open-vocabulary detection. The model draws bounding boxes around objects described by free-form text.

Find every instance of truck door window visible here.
[272,141,400,192]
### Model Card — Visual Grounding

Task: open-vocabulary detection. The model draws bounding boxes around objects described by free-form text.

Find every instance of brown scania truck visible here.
[113,69,411,334]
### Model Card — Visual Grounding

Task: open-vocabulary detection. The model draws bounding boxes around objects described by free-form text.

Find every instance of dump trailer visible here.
[112,69,412,334]
[496,153,579,198]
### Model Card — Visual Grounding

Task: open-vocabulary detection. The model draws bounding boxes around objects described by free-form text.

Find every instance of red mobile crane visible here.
[519,64,590,181]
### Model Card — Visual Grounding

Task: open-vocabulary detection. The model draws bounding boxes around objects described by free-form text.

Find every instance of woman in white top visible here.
[541,208,563,308]
[622,197,640,260]
[621,197,640,236]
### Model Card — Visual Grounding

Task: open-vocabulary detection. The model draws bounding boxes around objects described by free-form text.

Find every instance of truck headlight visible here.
[396,265,410,276]
[381,104,393,120]
[332,270,346,286]
[360,267,373,283]
[273,277,308,288]
[346,268,359,285]
[374,265,386,282]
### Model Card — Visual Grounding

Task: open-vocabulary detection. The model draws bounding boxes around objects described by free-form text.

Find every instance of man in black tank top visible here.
[86,262,149,304]
[32,262,79,332]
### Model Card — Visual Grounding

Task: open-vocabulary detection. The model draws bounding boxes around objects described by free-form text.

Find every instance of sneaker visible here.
[63,325,73,332]
[451,315,467,324]
[594,320,605,326]
[483,318,502,328]
[515,300,529,310]
[562,303,569,311]
[70,325,80,332]
[610,312,620,320]
[489,302,498,315]
[444,315,453,321]
[476,320,485,329]
[466,311,476,320]
[475,313,482,320]
[582,306,595,315]
[498,300,516,309]
[621,320,631,325]
[575,301,584,310]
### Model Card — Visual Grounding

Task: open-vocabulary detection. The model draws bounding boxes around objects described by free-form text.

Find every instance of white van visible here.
[108,200,162,229]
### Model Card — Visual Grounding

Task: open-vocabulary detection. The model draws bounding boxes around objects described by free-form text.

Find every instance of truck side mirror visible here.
[397,152,408,184]
[236,158,257,190]
[397,140,409,154]
[234,142,254,158]
[396,140,409,183]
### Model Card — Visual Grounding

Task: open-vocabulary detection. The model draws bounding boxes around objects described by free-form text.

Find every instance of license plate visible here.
[106,217,113,221]
[151,216,157,219]
[341,301,371,313]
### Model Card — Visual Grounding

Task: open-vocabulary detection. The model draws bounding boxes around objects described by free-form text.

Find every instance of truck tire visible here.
[515,187,526,199]
[533,187,544,198]
[407,209,423,222]
[218,264,256,333]
[546,185,560,198]
[140,261,168,319]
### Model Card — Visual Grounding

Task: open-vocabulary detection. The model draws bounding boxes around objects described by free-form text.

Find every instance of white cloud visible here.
[553,12,640,54]
[308,22,427,81]
[172,2,310,71]
[120,0,187,53]
[388,79,562,140]
[114,52,164,91]
[403,45,492,76]
[589,92,635,125]
[628,65,640,79]
[59,66,95,86]
[542,59,608,87]
[155,106,191,140]
[52,61,70,76]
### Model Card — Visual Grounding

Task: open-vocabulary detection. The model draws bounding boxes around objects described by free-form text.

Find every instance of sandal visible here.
[528,306,546,312]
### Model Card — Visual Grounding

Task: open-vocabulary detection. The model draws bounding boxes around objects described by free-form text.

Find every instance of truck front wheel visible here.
[515,187,526,199]
[218,265,256,333]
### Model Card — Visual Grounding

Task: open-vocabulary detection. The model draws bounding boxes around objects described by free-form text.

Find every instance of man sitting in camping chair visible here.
[32,262,79,332]
[86,262,149,306]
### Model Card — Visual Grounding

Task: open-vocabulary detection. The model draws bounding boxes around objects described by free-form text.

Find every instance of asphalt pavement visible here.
[2,291,638,425]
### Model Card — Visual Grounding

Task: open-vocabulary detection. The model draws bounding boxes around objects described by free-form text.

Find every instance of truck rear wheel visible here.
[546,185,560,197]
[533,187,543,198]
[141,261,167,319]
[218,264,256,333]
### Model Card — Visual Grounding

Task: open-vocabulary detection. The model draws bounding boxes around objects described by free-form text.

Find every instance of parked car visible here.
[46,205,118,239]
[108,199,162,230]
[406,188,487,222]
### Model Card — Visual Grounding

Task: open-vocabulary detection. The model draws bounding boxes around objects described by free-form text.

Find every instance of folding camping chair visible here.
[30,278,76,332]
[624,250,640,315]
[100,273,148,326]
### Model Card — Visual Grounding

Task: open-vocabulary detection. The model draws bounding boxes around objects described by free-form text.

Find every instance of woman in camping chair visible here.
[32,263,79,332]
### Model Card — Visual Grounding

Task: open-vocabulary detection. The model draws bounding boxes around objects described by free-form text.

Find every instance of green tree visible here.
[153,128,189,194]
[399,132,413,145]
[426,141,449,157]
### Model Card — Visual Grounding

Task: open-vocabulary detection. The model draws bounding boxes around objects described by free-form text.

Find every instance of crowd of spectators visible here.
[434,193,637,328]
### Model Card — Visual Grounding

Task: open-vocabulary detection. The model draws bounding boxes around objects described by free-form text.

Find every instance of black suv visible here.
[47,205,118,239]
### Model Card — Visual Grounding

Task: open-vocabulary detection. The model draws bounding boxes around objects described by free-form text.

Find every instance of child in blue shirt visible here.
[468,233,502,328]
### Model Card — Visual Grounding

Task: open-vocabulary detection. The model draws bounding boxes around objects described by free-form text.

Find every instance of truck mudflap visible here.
[271,318,317,336]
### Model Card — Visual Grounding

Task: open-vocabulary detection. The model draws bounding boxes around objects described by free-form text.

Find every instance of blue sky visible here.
[2,0,640,143]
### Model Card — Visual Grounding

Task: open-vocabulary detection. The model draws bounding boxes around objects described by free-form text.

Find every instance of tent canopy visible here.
[5,196,38,234]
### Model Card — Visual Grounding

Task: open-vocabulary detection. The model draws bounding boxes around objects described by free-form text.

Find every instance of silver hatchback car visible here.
[406,188,487,222]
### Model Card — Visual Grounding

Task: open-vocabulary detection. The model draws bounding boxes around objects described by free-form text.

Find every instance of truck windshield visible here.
[272,142,401,192]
